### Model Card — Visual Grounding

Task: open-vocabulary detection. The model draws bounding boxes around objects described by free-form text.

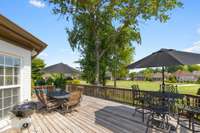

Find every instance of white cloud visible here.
[184,41,200,53]
[29,0,45,8]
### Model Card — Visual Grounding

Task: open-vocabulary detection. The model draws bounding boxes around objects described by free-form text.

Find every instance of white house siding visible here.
[0,39,32,131]
[0,39,31,102]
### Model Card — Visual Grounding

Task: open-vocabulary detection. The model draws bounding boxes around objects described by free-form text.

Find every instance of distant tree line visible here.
[129,65,200,83]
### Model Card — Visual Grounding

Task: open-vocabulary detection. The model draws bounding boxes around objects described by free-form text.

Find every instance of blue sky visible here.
[0,0,200,69]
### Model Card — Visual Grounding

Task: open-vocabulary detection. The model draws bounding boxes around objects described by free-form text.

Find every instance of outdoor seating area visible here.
[33,86,82,113]
[68,84,200,133]
[133,84,200,132]
[1,84,199,133]
[6,95,193,133]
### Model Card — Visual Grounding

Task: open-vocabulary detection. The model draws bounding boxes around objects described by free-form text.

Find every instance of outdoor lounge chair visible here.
[64,91,82,112]
[34,87,60,111]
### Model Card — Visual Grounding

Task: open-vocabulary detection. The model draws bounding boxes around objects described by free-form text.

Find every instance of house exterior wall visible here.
[177,76,197,82]
[0,39,32,130]
[0,39,32,102]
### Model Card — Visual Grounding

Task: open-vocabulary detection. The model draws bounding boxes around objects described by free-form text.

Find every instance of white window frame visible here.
[0,53,21,120]
[0,54,21,89]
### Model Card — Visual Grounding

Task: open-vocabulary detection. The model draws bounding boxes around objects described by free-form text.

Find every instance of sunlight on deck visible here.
[13,96,192,133]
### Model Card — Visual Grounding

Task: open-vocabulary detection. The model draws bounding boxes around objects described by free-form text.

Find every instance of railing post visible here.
[187,97,190,106]
[132,88,134,106]
[105,87,107,99]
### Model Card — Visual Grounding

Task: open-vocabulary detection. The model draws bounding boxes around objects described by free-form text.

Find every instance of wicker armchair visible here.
[34,87,60,111]
[64,91,82,112]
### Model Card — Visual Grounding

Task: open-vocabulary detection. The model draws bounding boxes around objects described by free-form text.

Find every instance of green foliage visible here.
[129,72,136,80]
[32,58,46,82]
[166,65,185,73]
[66,79,81,84]
[45,77,54,85]
[188,65,200,72]
[52,73,66,89]
[197,88,200,95]
[166,65,200,73]
[167,76,177,83]
[140,68,153,81]
[197,77,200,84]
[47,0,182,85]
[109,45,134,81]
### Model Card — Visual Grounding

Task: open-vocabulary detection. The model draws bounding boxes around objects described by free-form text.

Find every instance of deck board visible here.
[18,96,192,133]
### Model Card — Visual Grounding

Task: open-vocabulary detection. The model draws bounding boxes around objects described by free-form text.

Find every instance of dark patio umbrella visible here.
[127,48,200,92]
[42,63,80,75]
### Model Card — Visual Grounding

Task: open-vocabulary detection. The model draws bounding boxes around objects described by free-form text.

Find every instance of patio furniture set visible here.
[132,84,200,133]
[34,87,82,113]
[8,87,82,130]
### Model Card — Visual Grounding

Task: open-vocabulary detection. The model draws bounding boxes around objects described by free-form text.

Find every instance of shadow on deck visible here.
[2,96,192,133]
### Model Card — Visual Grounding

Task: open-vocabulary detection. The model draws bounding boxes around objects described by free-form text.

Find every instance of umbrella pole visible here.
[162,66,165,93]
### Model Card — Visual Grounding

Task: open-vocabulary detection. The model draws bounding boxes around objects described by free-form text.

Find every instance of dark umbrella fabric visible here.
[128,49,200,68]
[42,63,80,74]
[127,48,200,92]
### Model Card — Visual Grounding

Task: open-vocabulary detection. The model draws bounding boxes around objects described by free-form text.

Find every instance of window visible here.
[0,55,20,87]
[0,88,19,120]
[0,54,20,120]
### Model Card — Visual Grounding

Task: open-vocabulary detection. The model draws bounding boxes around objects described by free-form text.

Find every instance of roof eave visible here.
[0,14,47,57]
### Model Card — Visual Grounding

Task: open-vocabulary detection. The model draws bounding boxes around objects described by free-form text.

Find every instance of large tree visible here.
[47,0,182,85]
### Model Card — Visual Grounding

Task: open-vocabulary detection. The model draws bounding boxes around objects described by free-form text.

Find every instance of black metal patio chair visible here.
[146,93,171,133]
[160,84,178,93]
[132,85,151,122]
[177,102,200,132]
[160,84,180,115]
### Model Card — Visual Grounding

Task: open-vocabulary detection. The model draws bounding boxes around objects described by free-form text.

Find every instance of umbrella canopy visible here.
[127,48,200,92]
[42,63,80,75]
[128,49,200,69]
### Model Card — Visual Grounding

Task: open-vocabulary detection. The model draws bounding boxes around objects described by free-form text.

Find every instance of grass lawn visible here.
[80,80,200,95]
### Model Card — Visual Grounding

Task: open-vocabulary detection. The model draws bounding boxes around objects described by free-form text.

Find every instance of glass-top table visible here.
[47,89,70,100]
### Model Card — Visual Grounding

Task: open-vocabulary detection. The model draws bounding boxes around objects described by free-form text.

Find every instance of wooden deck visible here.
[17,96,192,133]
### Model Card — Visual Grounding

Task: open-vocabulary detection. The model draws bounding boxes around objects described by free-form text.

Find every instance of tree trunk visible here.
[95,38,100,85]
[114,73,116,87]
[113,46,117,88]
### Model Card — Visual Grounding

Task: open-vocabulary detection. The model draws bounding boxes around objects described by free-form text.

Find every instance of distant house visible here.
[134,73,145,81]
[192,71,200,78]
[175,71,198,82]
[42,63,80,79]
[152,73,162,81]
[151,72,171,81]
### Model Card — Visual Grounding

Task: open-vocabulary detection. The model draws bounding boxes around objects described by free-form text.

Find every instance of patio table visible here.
[47,89,70,100]
[47,89,71,112]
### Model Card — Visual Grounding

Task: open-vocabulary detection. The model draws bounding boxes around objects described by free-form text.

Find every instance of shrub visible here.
[167,76,177,83]
[196,77,200,84]
[52,73,66,89]
[197,88,200,95]
[45,77,54,85]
